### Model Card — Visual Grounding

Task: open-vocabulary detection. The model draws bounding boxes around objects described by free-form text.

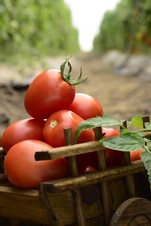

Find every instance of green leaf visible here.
[144,122,151,130]
[141,151,151,188]
[102,132,145,152]
[145,139,151,149]
[130,114,143,128]
[120,128,129,135]
[75,115,124,141]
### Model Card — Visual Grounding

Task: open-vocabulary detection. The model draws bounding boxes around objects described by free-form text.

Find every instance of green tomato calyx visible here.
[60,57,88,85]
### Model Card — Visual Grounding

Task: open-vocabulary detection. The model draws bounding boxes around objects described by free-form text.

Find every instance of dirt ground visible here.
[0,52,151,134]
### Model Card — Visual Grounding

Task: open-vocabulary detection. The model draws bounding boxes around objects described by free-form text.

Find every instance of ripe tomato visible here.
[24,68,75,119]
[43,110,95,147]
[68,93,103,119]
[130,149,143,161]
[84,166,96,173]
[102,127,120,138]
[77,151,99,174]
[79,165,97,174]
[4,140,68,189]
[104,148,125,167]
[1,118,45,153]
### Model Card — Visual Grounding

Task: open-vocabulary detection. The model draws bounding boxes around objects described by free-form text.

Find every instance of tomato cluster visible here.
[0,59,142,189]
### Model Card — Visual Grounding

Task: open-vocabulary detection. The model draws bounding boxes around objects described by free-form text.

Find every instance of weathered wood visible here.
[34,131,151,161]
[40,160,145,193]
[34,141,104,160]
[94,127,111,225]
[39,186,103,226]
[64,128,86,226]
[0,186,51,225]
[110,197,151,226]
[0,184,103,226]
[123,121,135,198]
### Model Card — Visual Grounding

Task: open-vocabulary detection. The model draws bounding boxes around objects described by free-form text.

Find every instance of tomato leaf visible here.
[144,122,151,130]
[102,132,145,152]
[141,151,151,188]
[130,114,143,128]
[75,115,124,141]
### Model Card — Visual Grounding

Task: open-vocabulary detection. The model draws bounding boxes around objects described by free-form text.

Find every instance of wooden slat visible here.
[35,141,103,160]
[0,186,51,225]
[40,160,145,193]
[64,128,86,226]
[35,131,151,161]
[94,127,111,225]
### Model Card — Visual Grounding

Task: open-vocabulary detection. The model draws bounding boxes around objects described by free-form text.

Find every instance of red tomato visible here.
[77,151,99,174]
[102,127,120,138]
[1,118,45,153]
[24,69,75,119]
[4,140,68,189]
[79,165,97,175]
[104,148,124,167]
[130,149,143,161]
[84,166,96,173]
[102,127,124,167]
[43,110,95,147]
[68,93,103,119]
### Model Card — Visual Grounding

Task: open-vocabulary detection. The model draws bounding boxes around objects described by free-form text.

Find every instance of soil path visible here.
[0,52,151,134]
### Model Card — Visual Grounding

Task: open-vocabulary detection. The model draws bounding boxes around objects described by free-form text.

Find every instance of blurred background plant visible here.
[0,0,79,65]
[1,0,151,67]
[93,0,151,54]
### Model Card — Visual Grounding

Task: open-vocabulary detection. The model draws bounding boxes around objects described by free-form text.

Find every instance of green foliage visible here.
[93,0,151,54]
[75,115,124,141]
[0,0,80,64]
[141,152,151,188]
[75,114,151,188]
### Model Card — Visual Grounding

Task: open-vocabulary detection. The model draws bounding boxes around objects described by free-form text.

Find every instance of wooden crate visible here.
[0,117,151,226]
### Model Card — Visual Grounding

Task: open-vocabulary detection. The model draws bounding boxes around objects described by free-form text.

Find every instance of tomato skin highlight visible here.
[4,140,68,189]
[1,118,45,153]
[68,93,103,119]
[24,69,75,119]
[43,110,95,147]
[84,166,96,173]
[130,149,143,161]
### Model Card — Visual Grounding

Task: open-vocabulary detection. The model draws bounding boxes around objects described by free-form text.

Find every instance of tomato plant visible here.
[43,110,95,147]
[68,92,103,119]
[24,58,87,119]
[4,140,68,189]
[1,118,45,153]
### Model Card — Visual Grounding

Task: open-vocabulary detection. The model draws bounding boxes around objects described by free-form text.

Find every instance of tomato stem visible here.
[60,57,88,85]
